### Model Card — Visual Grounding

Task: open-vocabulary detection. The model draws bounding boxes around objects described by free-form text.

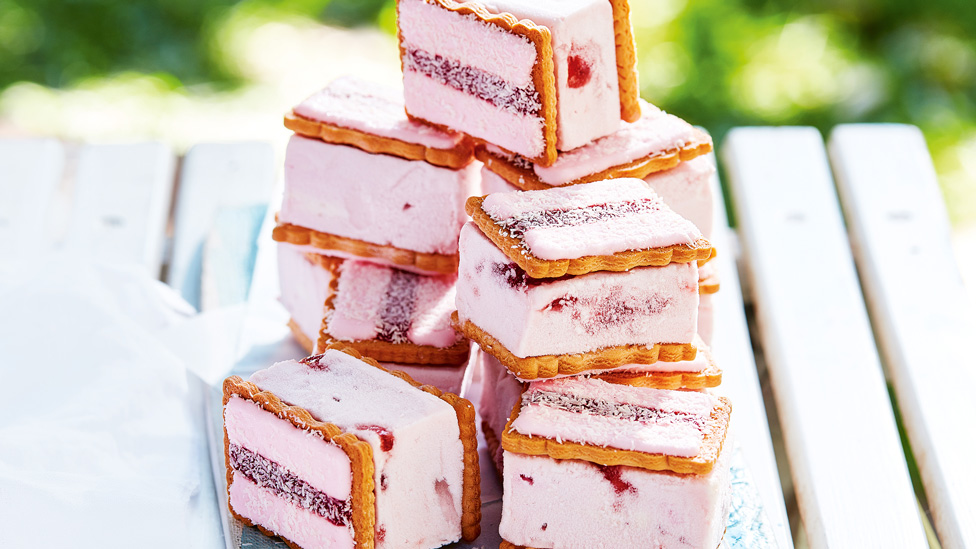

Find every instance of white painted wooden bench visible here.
[2,125,971,548]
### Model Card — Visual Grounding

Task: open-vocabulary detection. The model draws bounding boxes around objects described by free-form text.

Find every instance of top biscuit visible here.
[477,100,713,190]
[466,178,714,278]
[502,376,732,475]
[285,75,475,169]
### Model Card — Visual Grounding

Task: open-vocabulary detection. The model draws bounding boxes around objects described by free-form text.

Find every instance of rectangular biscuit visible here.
[466,178,714,278]
[502,377,731,475]
[285,75,475,169]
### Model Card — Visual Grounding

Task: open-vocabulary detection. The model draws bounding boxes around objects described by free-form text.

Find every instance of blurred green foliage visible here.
[1,0,974,221]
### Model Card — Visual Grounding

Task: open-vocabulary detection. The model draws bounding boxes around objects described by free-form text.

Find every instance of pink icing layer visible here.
[511,377,718,457]
[456,222,699,358]
[230,474,355,549]
[293,75,463,150]
[279,134,479,255]
[330,260,459,348]
[522,100,700,184]
[480,0,621,150]
[484,175,649,218]
[398,0,537,87]
[499,446,731,549]
[481,178,703,261]
[644,156,715,239]
[225,396,353,499]
[403,65,545,160]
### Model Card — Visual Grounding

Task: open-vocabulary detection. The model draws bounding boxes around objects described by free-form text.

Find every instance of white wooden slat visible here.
[708,161,794,548]
[828,124,976,549]
[721,127,929,548]
[64,143,176,276]
[0,139,65,255]
[168,142,275,309]
[201,204,269,311]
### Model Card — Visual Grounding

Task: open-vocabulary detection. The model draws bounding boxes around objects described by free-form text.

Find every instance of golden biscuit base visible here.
[322,344,483,542]
[287,318,316,355]
[284,111,475,169]
[593,359,722,390]
[452,312,696,380]
[501,386,732,475]
[223,375,377,549]
[610,0,641,123]
[475,127,713,191]
[466,196,714,278]
[310,253,470,364]
[700,273,720,295]
[272,222,459,274]
[396,0,558,167]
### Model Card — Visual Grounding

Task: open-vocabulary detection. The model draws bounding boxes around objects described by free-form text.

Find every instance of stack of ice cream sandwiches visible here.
[461,180,731,548]
[223,0,733,547]
[396,0,733,546]
[273,75,482,394]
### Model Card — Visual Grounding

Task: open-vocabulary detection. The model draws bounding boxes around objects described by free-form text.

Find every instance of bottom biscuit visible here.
[453,312,696,381]
[287,318,316,355]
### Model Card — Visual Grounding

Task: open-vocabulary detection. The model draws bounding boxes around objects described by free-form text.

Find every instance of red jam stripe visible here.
[404,48,541,116]
[229,443,353,527]
[523,391,708,431]
[376,269,419,344]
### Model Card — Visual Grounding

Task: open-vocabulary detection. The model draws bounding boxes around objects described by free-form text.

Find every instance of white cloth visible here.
[0,256,224,548]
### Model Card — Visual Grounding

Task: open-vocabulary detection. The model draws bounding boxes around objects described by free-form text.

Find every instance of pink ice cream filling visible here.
[482,179,703,260]
[329,261,459,348]
[398,0,548,159]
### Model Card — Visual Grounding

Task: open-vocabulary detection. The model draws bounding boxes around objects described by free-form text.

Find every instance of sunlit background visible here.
[0,0,971,215]
[0,0,973,264]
